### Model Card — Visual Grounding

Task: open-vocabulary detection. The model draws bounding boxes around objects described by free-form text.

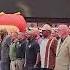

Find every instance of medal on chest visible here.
[28,44,31,48]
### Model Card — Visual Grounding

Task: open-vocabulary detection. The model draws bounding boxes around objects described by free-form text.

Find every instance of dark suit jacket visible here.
[16,39,26,59]
[1,35,11,61]
[26,39,40,66]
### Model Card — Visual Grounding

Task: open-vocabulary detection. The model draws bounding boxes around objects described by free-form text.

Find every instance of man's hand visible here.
[24,63,26,68]
[34,64,38,68]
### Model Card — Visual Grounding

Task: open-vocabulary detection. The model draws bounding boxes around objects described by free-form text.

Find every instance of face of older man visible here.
[58,25,69,39]
[11,32,18,41]
[18,32,25,40]
[42,30,51,38]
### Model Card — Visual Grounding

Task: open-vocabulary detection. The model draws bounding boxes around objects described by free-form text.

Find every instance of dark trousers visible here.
[24,68,53,70]
[40,68,53,70]
[1,61,10,70]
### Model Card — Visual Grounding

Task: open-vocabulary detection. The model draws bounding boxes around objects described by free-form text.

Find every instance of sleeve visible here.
[6,37,11,46]
[4,37,11,47]
[22,42,26,58]
[35,42,40,53]
[68,37,70,70]
[51,38,58,56]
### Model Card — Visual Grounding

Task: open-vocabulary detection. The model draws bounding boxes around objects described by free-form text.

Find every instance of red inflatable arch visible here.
[0,12,27,32]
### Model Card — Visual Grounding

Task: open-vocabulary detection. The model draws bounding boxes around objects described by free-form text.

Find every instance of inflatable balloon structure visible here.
[0,12,27,33]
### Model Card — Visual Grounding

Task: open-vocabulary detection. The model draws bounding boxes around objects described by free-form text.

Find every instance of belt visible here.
[17,58,22,60]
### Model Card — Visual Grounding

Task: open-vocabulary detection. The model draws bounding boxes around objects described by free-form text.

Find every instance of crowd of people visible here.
[0,24,70,70]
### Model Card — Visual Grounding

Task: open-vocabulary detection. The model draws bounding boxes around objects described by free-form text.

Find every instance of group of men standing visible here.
[0,24,70,70]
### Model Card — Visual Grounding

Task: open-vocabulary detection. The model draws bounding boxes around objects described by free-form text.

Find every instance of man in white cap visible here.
[40,24,57,70]
[54,24,70,70]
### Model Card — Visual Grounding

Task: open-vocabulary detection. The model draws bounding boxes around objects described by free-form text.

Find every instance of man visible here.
[25,31,40,70]
[0,29,11,70]
[9,32,18,70]
[40,24,57,70]
[54,24,70,70]
[16,32,26,70]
